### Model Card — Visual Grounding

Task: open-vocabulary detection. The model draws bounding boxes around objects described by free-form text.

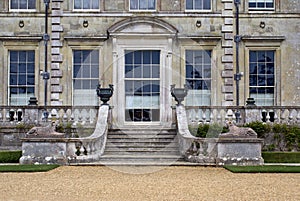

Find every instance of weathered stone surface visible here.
[51,85,63,92]
[25,123,65,138]
[219,121,257,138]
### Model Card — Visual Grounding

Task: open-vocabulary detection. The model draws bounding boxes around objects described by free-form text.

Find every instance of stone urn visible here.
[96,84,114,105]
[170,84,188,105]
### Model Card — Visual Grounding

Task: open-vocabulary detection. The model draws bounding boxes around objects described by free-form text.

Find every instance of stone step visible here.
[109,129,176,135]
[107,134,176,139]
[107,138,177,143]
[100,154,181,162]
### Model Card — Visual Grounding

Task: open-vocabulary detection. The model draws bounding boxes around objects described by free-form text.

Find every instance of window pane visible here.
[28,0,36,9]
[74,0,82,9]
[186,0,193,9]
[152,51,160,64]
[83,0,90,9]
[11,0,18,9]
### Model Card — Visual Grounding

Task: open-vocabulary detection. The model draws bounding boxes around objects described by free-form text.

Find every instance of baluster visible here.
[0,109,3,123]
[266,109,271,123]
[225,109,233,122]
[6,110,10,122]
[50,109,58,122]
[288,109,295,124]
[273,109,279,123]
[280,109,286,124]
[78,108,83,124]
[202,109,207,124]
[13,110,18,122]
[85,143,91,155]
[210,109,215,123]
[80,144,85,155]
[297,109,300,124]
[194,108,199,124]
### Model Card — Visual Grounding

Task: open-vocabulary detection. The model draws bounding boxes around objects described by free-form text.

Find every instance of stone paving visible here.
[0,166,299,201]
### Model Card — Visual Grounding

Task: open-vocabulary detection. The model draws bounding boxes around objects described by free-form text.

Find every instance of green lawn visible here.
[0,164,59,173]
[262,152,300,163]
[224,165,300,173]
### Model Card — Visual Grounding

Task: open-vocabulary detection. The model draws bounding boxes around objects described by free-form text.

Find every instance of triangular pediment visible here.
[108,17,178,36]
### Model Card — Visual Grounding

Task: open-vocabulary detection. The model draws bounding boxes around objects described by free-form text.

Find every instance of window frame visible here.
[8,50,37,106]
[244,44,281,106]
[185,0,212,12]
[181,43,218,106]
[129,0,157,12]
[247,0,275,12]
[9,0,37,12]
[248,50,276,106]
[72,49,100,106]
[73,0,100,11]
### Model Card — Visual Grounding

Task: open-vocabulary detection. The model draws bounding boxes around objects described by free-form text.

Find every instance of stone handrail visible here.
[175,105,264,165]
[176,105,198,154]
[69,105,110,163]
[20,105,110,165]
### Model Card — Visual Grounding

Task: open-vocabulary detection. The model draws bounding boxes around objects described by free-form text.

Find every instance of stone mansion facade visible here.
[0,0,299,127]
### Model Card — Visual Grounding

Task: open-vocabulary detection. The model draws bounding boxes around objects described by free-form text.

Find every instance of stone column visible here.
[50,0,64,105]
[221,0,234,106]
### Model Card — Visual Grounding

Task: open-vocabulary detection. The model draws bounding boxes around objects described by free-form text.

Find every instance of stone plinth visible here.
[216,138,264,166]
[19,138,75,165]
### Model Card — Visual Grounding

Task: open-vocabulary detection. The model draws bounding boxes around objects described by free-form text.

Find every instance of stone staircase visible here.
[99,128,183,166]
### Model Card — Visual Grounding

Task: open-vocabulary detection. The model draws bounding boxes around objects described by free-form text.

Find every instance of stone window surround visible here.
[1,39,41,106]
[129,0,157,11]
[244,0,280,13]
[9,0,37,12]
[65,41,104,105]
[180,42,219,106]
[185,0,212,12]
[242,36,284,106]
[72,0,100,11]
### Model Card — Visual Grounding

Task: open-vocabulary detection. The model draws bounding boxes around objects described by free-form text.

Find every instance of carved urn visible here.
[96,84,114,105]
[170,84,188,105]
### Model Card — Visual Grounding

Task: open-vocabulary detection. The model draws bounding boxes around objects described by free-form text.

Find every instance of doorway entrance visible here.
[124,50,160,122]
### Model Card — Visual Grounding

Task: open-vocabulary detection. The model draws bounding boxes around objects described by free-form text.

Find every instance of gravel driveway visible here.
[0,166,299,201]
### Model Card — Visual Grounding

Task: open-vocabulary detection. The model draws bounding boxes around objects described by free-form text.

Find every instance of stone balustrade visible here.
[0,106,99,125]
[185,106,300,124]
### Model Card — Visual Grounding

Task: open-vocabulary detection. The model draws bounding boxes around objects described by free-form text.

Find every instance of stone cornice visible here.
[64,35,108,41]
[242,35,286,42]
[0,35,43,41]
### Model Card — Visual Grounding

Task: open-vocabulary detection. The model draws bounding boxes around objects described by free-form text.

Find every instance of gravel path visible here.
[0,166,299,201]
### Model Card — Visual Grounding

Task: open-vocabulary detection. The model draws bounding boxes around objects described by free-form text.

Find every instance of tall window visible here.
[10,0,36,10]
[249,50,275,106]
[249,0,274,10]
[186,0,211,11]
[185,50,212,106]
[9,51,35,106]
[73,50,99,106]
[130,0,156,11]
[124,50,160,122]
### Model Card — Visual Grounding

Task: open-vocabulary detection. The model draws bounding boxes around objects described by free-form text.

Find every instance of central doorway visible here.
[124,50,160,122]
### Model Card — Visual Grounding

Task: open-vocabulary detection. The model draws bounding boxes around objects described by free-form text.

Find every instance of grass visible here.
[0,151,22,163]
[0,164,59,173]
[262,152,300,163]
[224,165,300,173]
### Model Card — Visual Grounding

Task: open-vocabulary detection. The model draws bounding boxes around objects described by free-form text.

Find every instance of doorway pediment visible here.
[108,17,178,36]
